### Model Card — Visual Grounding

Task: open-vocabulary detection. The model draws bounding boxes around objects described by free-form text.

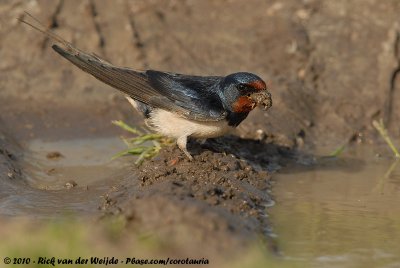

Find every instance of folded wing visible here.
[53,45,227,121]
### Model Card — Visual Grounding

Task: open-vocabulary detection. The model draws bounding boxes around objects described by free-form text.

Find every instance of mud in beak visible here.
[250,91,272,110]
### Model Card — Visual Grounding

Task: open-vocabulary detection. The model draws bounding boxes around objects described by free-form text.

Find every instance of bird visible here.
[19,12,272,160]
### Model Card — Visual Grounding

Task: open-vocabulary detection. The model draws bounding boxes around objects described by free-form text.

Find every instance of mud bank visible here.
[102,144,279,251]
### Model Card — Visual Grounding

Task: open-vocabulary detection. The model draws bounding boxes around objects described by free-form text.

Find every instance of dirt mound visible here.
[101,142,279,251]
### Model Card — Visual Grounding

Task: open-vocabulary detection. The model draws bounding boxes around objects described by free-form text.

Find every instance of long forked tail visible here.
[18,12,163,109]
[19,11,112,66]
[18,11,81,55]
[18,12,172,113]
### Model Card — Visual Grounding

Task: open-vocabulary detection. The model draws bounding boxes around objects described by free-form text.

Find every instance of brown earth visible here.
[1,0,400,260]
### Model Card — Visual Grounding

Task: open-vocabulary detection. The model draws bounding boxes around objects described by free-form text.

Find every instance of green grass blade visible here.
[135,147,156,165]
[129,134,164,145]
[111,120,172,165]
[329,144,346,157]
[111,147,148,160]
[112,120,143,135]
[372,119,400,158]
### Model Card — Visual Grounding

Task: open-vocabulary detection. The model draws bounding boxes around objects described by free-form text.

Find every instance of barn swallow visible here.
[19,13,272,160]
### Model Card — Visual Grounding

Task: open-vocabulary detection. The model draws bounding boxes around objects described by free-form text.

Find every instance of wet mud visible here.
[102,145,276,251]
[1,0,400,262]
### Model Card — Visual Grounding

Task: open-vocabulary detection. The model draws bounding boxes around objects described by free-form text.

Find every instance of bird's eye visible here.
[238,84,246,90]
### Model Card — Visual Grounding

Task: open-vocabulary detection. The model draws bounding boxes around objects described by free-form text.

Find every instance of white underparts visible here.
[125,97,232,160]
[126,96,232,139]
[148,109,233,139]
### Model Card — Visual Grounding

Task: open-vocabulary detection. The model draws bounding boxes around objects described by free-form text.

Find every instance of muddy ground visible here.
[1,0,400,262]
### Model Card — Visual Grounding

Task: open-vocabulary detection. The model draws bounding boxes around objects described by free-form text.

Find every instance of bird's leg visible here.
[177,136,193,161]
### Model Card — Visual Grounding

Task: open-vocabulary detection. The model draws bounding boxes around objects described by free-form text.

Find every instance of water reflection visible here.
[270,147,400,267]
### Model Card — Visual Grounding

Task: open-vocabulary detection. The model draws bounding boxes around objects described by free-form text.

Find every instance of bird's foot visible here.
[177,136,193,161]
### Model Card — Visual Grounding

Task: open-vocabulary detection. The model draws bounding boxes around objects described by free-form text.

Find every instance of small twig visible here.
[372,119,400,158]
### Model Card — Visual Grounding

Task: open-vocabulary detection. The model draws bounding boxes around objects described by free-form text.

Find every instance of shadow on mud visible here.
[194,135,296,171]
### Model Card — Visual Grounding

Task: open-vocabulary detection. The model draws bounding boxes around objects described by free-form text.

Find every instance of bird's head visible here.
[220,72,272,114]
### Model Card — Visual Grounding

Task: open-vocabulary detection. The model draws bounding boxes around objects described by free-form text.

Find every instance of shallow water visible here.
[0,101,140,217]
[23,137,130,189]
[0,136,132,217]
[270,146,400,267]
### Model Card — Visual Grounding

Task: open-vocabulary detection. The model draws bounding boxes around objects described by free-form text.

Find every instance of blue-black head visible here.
[219,72,268,113]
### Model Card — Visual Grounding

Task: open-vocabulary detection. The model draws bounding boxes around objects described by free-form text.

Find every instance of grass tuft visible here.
[112,120,174,165]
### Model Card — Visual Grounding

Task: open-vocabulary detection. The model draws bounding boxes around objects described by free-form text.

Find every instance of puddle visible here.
[269,146,400,267]
[0,136,133,217]
[22,137,130,189]
[0,101,138,217]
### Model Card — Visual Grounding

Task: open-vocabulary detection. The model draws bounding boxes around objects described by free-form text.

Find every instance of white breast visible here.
[148,109,233,139]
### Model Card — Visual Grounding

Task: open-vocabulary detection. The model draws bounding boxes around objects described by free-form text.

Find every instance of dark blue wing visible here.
[145,71,226,120]
[52,44,227,121]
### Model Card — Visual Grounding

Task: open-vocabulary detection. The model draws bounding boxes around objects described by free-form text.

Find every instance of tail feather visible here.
[18,11,113,65]
[18,12,78,54]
